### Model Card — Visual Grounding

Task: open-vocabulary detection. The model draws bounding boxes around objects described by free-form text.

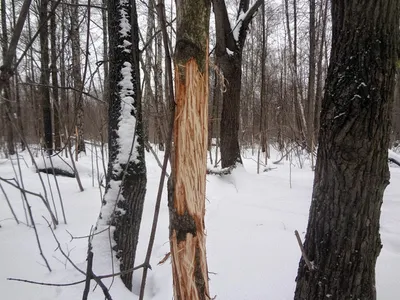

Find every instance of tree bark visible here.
[40,0,53,155]
[294,1,400,299]
[98,0,147,290]
[307,0,316,155]
[169,0,210,299]
[70,0,85,154]
[213,0,263,168]
[50,1,61,151]
[1,0,15,156]
[314,0,328,142]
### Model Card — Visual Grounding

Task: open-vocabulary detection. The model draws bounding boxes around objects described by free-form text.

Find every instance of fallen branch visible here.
[7,277,85,286]
[294,230,314,271]
[0,176,58,226]
[206,166,234,175]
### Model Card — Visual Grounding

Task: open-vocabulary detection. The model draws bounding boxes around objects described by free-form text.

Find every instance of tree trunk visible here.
[50,2,61,151]
[212,0,263,168]
[1,0,15,156]
[11,0,25,151]
[307,0,316,155]
[294,2,399,299]
[39,0,52,155]
[70,0,85,154]
[98,0,147,290]
[314,0,328,142]
[169,0,210,299]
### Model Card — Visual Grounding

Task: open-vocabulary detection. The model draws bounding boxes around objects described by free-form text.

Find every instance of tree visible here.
[169,0,211,298]
[294,1,399,299]
[39,0,52,155]
[212,0,263,168]
[1,0,15,156]
[97,0,146,290]
[70,0,85,154]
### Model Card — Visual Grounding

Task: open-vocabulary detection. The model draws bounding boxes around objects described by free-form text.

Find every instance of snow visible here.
[226,47,234,56]
[118,0,131,38]
[1,147,400,299]
[232,9,247,42]
[117,61,138,167]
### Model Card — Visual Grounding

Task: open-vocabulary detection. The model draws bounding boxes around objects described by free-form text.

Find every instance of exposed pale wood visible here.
[170,58,209,300]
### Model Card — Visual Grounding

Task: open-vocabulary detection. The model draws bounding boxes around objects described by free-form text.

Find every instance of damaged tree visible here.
[169,0,211,299]
[294,1,399,299]
[98,0,146,290]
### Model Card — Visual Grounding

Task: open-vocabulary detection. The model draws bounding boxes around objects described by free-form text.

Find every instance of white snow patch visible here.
[118,1,130,38]
[117,62,138,167]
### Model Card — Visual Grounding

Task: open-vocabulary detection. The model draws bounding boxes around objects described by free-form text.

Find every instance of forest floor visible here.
[0,145,399,299]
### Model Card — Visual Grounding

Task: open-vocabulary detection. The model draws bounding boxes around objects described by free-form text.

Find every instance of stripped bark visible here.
[169,1,211,298]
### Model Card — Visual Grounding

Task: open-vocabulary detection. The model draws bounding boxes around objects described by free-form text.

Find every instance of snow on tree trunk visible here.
[97,0,146,290]
[169,1,211,299]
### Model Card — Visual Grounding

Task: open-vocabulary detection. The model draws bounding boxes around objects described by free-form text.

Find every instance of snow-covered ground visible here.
[0,146,399,299]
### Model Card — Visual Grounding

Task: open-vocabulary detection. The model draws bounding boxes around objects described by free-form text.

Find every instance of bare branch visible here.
[294,230,314,270]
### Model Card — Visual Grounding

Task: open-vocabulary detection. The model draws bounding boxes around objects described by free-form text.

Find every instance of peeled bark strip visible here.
[170,58,209,300]
[169,1,210,299]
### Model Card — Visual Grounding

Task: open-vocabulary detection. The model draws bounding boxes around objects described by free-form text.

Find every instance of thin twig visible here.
[0,176,58,225]
[139,2,175,298]
[0,181,19,224]
[7,277,86,286]
[294,230,314,270]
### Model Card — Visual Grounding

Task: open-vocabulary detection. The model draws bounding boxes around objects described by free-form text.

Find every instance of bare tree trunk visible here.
[102,0,109,104]
[40,0,53,155]
[307,0,316,165]
[169,1,210,298]
[154,24,165,151]
[1,0,15,156]
[50,1,61,151]
[295,1,399,298]
[212,0,263,168]
[11,0,25,151]
[314,0,328,141]
[70,0,85,154]
[60,3,68,152]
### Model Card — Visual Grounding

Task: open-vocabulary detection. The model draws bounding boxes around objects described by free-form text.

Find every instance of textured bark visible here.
[213,0,263,168]
[314,0,328,142]
[169,1,210,299]
[50,3,61,151]
[70,0,85,154]
[11,0,24,150]
[1,0,15,156]
[294,1,399,299]
[306,0,316,152]
[102,0,147,290]
[40,0,53,155]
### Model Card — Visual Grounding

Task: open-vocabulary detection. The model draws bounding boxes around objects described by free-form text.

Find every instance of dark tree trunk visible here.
[1,0,15,156]
[307,0,316,153]
[11,0,25,151]
[212,0,263,168]
[314,0,328,142]
[70,0,85,154]
[39,0,53,155]
[99,0,147,290]
[219,54,242,168]
[294,2,399,299]
[50,2,61,151]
